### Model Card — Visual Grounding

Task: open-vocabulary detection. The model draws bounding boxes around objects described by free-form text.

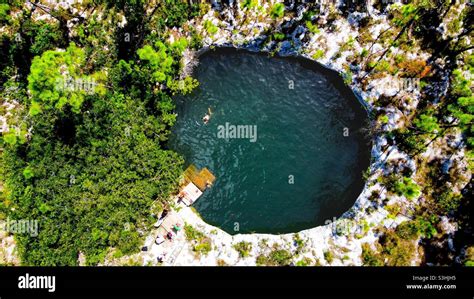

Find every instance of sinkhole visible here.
[170,48,371,234]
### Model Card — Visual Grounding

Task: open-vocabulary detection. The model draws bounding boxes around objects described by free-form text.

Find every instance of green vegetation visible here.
[27,43,106,114]
[256,245,292,266]
[343,69,353,85]
[367,229,418,266]
[293,234,305,254]
[305,21,320,34]
[393,177,421,200]
[269,3,284,19]
[396,217,437,240]
[295,257,313,266]
[241,0,259,10]
[378,114,389,124]
[361,243,383,266]
[152,0,200,28]
[2,90,185,265]
[323,250,334,264]
[0,4,10,23]
[436,190,462,215]
[414,113,440,134]
[312,49,324,60]
[137,42,174,83]
[361,216,438,266]
[184,224,212,257]
[447,69,474,148]
[272,32,285,41]
[203,20,218,36]
[233,241,253,258]
[184,223,204,241]
[464,247,474,266]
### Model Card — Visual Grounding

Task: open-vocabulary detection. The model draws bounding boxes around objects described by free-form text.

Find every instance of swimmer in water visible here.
[202,107,212,124]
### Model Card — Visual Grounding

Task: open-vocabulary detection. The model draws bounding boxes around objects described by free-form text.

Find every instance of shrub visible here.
[312,49,325,60]
[436,191,462,214]
[184,224,212,257]
[269,3,285,19]
[413,216,437,239]
[464,246,474,266]
[394,177,421,200]
[256,254,268,266]
[268,249,292,265]
[360,48,368,58]
[343,69,353,85]
[295,257,313,266]
[293,234,305,253]
[306,21,320,34]
[184,223,205,241]
[324,250,334,264]
[385,204,401,218]
[374,60,397,74]
[272,32,285,41]
[414,113,440,133]
[378,230,417,266]
[256,248,292,266]
[378,114,389,124]
[194,239,212,256]
[189,27,203,49]
[0,4,10,23]
[361,243,384,266]
[203,20,218,36]
[233,241,253,258]
[394,129,426,154]
[395,221,419,240]
[22,167,34,179]
[395,216,438,240]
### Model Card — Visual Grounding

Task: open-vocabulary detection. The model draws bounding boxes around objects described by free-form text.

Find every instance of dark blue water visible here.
[170,48,370,234]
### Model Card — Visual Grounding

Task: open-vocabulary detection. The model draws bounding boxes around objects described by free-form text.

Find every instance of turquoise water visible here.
[170,48,370,234]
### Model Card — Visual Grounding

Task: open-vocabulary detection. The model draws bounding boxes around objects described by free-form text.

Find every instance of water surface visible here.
[170,48,370,234]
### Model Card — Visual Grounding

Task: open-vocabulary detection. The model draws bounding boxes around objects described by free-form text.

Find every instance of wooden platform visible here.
[182,165,216,191]
[179,182,203,206]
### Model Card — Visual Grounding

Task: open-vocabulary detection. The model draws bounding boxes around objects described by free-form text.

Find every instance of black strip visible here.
[0,266,472,298]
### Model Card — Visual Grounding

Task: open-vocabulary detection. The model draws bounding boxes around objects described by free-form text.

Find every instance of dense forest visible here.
[0,0,201,265]
[0,0,473,266]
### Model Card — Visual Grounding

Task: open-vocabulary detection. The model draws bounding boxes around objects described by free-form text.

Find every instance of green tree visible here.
[414,113,440,133]
[27,43,104,114]
[137,41,174,83]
